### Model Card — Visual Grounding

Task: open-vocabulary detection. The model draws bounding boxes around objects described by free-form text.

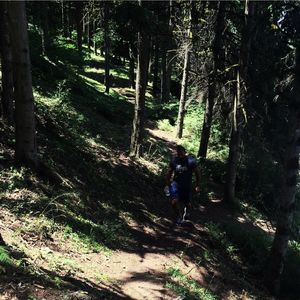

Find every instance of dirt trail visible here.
[0,127,274,300]
[97,128,209,299]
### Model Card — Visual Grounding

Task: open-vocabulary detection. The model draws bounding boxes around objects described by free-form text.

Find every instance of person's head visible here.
[176,145,186,158]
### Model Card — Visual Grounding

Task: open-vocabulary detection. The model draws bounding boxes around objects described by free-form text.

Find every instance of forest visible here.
[0,0,300,299]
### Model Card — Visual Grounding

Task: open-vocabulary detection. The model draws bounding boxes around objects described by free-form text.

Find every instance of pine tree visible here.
[8,1,38,167]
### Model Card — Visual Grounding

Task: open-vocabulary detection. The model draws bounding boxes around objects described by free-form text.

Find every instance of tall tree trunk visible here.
[165,50,173,101]
[67,2,72,39]
[7,1,38,168]
[93,19,97,55]
[75,1,83,54]
[40,2,50,55]
[160,46,168,102]
[265,47,300,297]
[176,1,193,139]
[61,0,67,37]
[0,1,14,124]
[224,1,255,203]
[176,45,190,139]
[104,2,110,94]
[198,74,216,158]
[87,12,91,52]
[148,41,153,75]
[224,69,242,202]
[198,1,226,158]
[130,2,150,158]
[129,43,135,89]
[152,35,159,98]
[160,1,172,103]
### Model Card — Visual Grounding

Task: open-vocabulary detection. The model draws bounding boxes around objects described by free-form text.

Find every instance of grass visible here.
[0,32,171,281]
[166,266,218,300]
[0,246,13,273]
[205,222,238,259]
[1,27,300,300]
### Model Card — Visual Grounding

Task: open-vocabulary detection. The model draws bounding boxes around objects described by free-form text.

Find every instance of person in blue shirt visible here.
[166,145,200,225]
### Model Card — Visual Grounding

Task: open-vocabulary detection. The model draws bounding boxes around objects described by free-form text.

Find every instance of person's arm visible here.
[166,167,173,187]
[194,166,200,192]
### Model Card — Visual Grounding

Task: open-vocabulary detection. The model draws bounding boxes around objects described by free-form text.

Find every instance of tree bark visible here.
[75,1,83,54]
[0,1,14,124]
[93,19,97,55]
[160,1,172,103]
[198,1,226,158]
[224,69,242,202]
[39,2,50,55]
[224,1,255,203]
[61,0,67,37]
[152,35,159,98]
[67,2,72,39]
[104,2,110,94]
[87,11,91,52]
[7,1,38,168]
[176,1,193,139]
[129,43,135,89]
[160,46,168,102]
[176,45,190,139]
[198,74,216,158]
[265,46,300,297]
[130,2,150,158]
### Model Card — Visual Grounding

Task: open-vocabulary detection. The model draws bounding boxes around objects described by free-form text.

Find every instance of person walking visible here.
[165,145,200,225]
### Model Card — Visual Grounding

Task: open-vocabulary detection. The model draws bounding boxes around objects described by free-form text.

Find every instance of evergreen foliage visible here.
[1,1,300,298]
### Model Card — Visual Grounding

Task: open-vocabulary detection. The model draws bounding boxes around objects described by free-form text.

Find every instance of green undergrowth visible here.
[0,246,13,273]
[1,31,176,264]
[205,221,300,299]
[166,266,217,300]
[3,26,298,300]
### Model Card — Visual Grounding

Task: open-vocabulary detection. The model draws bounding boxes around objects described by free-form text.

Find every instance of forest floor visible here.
[0,126,275,300]
[0,36,291,300]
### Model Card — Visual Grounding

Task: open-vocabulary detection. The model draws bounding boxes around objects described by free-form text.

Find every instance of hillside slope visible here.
[0,36,286,300]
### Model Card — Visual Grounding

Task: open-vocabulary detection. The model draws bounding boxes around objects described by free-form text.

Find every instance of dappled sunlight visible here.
[2,4,297,297]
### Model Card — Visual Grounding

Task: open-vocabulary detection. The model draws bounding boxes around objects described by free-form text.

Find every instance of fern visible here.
[0,246,12,266]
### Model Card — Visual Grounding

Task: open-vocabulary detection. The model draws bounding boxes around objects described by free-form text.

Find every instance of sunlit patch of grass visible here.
[95,273,111,283]
[240,202,265,223]
[79,74,106,92]
[62,225,111,254]
[205,222,239,260]
[166,267,218,300]
[111,68,128,80]
[157,119,174,132]
[41,249,78,274]
[84,66,103,74]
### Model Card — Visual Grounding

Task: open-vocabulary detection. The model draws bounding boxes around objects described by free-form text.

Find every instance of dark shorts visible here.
[169,181,192,205]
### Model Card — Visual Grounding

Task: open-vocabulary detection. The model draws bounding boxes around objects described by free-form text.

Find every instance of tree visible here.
[152,35,159,97]
[104,1,110,94]
[0,1,14,124]
[176,1,192,139]
[176,45,190,138]
[130,1,150,157]
[198,1,226,158]
[224,0,256,203]
[160,1,172,103]
[75,1,83,54]
[129,42,135,89]
[265,46,300,296]
[8,1,38,168]
[39,2,50,55]
[264,3,300,294]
